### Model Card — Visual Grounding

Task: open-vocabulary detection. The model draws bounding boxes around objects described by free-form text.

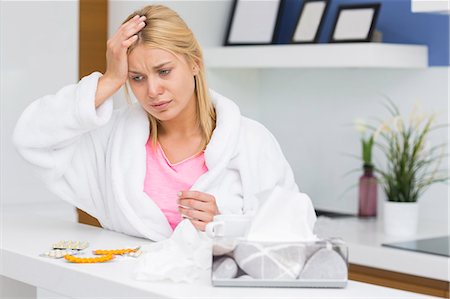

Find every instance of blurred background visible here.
[1,0,448,224]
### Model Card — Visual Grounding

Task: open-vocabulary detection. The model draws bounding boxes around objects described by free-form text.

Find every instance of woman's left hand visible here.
[177,191,219,231]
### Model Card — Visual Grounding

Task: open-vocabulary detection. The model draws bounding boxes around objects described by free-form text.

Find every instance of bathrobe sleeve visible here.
[12,72,114,219]
[254,124,299,193]
[239,118,300,212]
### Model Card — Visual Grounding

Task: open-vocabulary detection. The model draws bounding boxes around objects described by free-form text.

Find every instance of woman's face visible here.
[127,46,198,122]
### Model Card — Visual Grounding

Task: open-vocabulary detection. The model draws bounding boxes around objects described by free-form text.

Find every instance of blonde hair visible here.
[123,5,216,149]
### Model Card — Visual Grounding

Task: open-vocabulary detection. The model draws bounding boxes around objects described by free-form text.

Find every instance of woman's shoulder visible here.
[240,116,268,131]
[240,116,278,144]
[111,102,147,120]
[94,103,147,141]
[208,89,276,143]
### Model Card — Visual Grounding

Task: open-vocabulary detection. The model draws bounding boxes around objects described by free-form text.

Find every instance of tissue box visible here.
[211,238,348,288]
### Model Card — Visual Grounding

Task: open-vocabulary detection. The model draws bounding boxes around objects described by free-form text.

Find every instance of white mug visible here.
[206,214,252,238]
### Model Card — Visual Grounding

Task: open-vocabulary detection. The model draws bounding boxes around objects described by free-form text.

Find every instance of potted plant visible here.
[374,101,448,236]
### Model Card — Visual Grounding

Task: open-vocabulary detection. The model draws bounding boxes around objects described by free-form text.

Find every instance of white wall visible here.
[110,1,449,223]
[258,68,449,223]
[1,1,78,205]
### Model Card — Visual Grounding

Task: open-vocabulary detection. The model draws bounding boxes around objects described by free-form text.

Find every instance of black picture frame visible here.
[329,3,381,43]
[224,0,284,46]
[291,0,329,44]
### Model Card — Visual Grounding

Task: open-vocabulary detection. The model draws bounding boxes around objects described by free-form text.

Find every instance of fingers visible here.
[178,191,218,214]
[177,191,219,231]
[120,14,140,29]
[121,15,146,40]
[123,20,146,40]
[122,35,138,48]
[179,206,213,223]
[178,197,210,212]
[179,190,213,203]
[110,15,145,48]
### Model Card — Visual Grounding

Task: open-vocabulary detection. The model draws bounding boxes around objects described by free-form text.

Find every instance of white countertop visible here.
[314,215,449,281]
[1,202,440,298]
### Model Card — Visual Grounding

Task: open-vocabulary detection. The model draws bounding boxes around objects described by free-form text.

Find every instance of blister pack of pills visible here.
[40,249,83,259]
[52,240,89,250]
[92,247,141,257]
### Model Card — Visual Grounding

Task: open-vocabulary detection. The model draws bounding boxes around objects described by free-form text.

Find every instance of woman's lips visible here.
[151,100,172,111]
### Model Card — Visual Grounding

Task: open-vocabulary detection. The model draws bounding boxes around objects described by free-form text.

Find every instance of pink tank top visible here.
[144,137,208,230]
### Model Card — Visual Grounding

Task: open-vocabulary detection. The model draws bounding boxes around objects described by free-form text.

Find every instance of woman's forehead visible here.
[128,46,185,70]
[129,46,175,61]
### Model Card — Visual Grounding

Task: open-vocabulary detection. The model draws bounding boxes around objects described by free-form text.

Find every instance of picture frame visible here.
[291,0,329,44]
[329,3,381,43]
[224,0,283,46]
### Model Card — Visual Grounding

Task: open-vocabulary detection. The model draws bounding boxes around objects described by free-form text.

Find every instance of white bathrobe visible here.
[13,72,302,241]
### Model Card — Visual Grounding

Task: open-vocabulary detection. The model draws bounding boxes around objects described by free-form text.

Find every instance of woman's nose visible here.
[147,79,163,98]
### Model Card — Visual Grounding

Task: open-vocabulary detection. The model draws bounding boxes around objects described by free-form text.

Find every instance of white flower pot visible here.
[383,201,419,237]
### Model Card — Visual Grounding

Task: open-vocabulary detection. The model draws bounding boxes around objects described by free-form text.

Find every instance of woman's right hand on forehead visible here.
[95,15,146,108]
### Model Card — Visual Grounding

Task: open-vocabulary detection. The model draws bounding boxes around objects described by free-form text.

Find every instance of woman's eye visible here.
[132,75,144,82]
[159,69,171,76]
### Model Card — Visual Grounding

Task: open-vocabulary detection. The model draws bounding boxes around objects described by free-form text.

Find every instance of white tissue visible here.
[134,219,212,283]
[246,186,318,242]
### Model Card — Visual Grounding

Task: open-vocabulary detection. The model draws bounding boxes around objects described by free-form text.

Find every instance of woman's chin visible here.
[146,108,177,122]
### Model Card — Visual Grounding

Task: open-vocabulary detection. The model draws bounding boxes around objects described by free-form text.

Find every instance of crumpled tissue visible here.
[134,219,212,283]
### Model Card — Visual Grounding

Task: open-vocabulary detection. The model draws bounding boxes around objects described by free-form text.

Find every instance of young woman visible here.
[13,5,301,241]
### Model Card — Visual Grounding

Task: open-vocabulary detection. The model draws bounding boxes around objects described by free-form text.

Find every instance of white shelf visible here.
[412,0,450,14]
[204,43,428,69]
